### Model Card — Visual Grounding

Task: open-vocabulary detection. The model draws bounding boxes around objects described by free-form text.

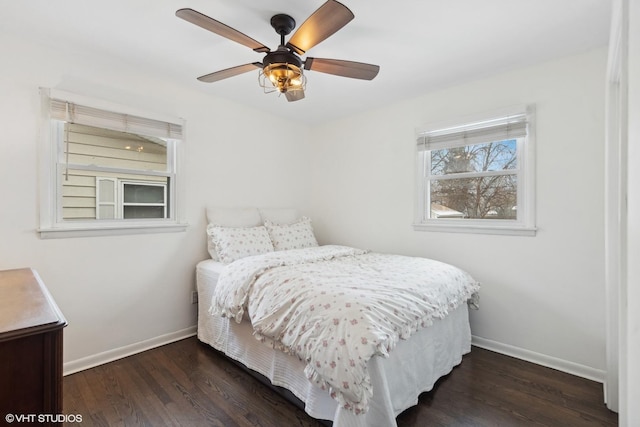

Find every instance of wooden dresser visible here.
[0,268,67,424]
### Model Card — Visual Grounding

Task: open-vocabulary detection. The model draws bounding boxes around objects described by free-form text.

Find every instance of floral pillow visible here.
[207,225,274,264]
[264,216,319,251]
[205,207,262,261]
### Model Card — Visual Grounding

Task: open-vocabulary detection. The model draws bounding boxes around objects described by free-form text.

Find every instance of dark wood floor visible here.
[63,337,617,426]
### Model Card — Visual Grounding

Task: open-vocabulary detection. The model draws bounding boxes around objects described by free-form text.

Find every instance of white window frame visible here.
[413,105,537,236]
[119,180,168,219]
[38,88,187,238]
[95,177,117,220]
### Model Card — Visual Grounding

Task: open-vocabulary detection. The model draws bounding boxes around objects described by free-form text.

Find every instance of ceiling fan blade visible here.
[286,0,354,55]
[304,58,380,80]
[197,63,263,83]
[176,8,270,53]
[285,89,305,102]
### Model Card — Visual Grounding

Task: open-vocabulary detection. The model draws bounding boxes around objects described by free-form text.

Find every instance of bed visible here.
[197,207,479,427]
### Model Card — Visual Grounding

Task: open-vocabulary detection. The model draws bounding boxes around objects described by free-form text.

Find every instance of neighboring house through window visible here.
[414,105,536,236]
[39,89,186,238]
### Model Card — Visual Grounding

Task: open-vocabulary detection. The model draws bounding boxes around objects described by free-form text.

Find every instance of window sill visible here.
[412,222,537,236]
[38,222,188,239]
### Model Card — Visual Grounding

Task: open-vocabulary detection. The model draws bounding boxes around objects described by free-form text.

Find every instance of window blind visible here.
[50,98,182,139]
[417,112,527,151]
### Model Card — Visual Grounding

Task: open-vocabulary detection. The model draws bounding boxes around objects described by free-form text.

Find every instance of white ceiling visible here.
[1,0,611,125]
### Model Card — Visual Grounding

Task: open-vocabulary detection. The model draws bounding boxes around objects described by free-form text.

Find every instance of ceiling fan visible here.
[176,0,380,102]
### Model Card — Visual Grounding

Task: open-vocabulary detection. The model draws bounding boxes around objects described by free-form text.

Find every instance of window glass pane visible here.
[430,175,517,219]
[63,123,168,172]
[430,139,517,176]
[123,184,165,204]
[124,206,165,219]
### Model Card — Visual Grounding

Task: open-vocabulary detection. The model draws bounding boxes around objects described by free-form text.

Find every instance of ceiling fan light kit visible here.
[260,15,306,96]
[176,0,379,102]
[259,58,306,95]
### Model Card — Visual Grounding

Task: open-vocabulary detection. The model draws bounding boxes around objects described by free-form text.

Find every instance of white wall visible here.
[0,34,311,368]
[0,29,616,387]
[624,0,640,423]
[309,48,608,377]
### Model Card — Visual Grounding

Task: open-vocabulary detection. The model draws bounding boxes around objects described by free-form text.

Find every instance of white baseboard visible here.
[63,329,604,384]
[472,335,606,383]
[63,326,197,376]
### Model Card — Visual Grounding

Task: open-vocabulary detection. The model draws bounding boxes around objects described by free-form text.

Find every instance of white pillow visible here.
[205,207,262,260]
[207,225,274,264]
[259,208,300,225]
[264,216,318,251]
[206,207,262,227]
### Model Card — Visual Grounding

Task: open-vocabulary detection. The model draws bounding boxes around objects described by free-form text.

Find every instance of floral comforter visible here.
[210,245,480,414]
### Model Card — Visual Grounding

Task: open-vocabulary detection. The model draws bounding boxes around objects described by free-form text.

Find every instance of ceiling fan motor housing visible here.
[263,48,302,70]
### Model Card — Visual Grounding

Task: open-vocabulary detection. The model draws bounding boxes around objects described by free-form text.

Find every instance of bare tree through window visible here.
[429,140,518,219]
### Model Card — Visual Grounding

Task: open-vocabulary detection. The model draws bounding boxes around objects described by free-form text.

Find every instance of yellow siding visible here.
[63,207,96,219]
[62,185,95,197]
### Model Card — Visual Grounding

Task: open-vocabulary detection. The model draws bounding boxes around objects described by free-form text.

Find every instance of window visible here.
[96,178,168,219]
[120,181,167,219]
[414,106,536,236]
[39,89,186,238]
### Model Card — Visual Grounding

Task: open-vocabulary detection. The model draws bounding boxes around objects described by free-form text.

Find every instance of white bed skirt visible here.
[196,259,471,427]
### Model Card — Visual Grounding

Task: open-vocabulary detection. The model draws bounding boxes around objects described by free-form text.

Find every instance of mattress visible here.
[196,259,471,427]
